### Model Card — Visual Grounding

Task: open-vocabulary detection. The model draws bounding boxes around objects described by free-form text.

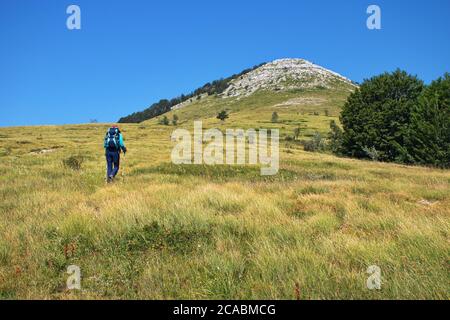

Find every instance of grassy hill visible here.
[1,82,449,299]
[147,87,352,136]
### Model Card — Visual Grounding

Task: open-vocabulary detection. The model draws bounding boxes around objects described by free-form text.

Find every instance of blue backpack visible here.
[104,127,120,151]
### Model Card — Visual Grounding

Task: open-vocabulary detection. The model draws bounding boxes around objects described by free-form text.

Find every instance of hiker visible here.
[104,125,127,183]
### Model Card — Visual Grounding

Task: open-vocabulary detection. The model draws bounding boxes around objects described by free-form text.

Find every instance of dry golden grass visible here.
[0,89,449,299]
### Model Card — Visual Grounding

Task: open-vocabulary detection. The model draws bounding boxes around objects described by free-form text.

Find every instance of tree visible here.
[339,70,424,162]
[159,115,170,126]
[172,114,179,126]
[271,112,279,123]
[327,120,343,154]
[403,73,450,167]
[217,110,229,122]
[293,126,303,140]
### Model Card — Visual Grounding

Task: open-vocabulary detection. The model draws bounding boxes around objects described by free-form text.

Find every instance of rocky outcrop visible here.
[221,58,355,98]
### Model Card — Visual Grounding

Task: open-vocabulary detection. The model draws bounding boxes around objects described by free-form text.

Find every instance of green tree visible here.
[172,114,179,126]
[159,115,170,126]
[271,112,279,123]
[293,126,303,140]
[327,120,344,155]
[403,73,450,167]
[340,70,424,162]
[217,110,229,122]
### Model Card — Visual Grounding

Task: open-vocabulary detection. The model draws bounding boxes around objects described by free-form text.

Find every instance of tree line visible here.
[118,63,266,123]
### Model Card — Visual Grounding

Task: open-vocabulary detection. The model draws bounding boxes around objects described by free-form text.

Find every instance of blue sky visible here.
[0,0,449,127]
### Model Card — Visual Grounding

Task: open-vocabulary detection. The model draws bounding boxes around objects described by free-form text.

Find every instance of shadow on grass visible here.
[130,163,300,182]
[123,221,214,254]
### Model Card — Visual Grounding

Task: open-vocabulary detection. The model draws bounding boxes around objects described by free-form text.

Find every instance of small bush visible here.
[271,112,279,123]
[63,156,84,170]
[284,135,295,142]
[0,148,11,157]
[334,205,347,222]
[362,146,380,161]
[293,126,302,140]
[217,110,229,122]
[295,186,329,195]
[159,116,170,126]
[303,132,326,152]
[172,114,179,126]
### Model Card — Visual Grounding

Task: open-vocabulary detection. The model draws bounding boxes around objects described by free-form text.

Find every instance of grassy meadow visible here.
[0,88,449,299]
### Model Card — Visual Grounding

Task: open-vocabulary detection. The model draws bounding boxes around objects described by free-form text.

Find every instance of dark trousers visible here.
[106,150,120,178]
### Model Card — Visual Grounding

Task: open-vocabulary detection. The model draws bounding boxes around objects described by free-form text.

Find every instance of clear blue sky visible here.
[1,0,449,127]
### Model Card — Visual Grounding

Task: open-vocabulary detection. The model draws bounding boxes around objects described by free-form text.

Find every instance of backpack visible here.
[104,127,120,151]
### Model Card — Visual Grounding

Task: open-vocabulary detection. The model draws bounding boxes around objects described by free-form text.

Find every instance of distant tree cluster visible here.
[118,63,266,123]
[157,114,180,126]
[330,70,450,168]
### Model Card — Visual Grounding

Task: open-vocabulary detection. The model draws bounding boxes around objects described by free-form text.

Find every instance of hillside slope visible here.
[144,59,356,140]
[118,62,266,123]
[121,59,356,125]
[0,122,449,299]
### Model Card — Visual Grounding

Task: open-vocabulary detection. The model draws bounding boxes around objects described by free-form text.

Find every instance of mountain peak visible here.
[119,58,356,123]
[221,58,355,98]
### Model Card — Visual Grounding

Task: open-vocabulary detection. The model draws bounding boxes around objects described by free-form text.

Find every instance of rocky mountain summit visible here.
[221,58,355,98]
